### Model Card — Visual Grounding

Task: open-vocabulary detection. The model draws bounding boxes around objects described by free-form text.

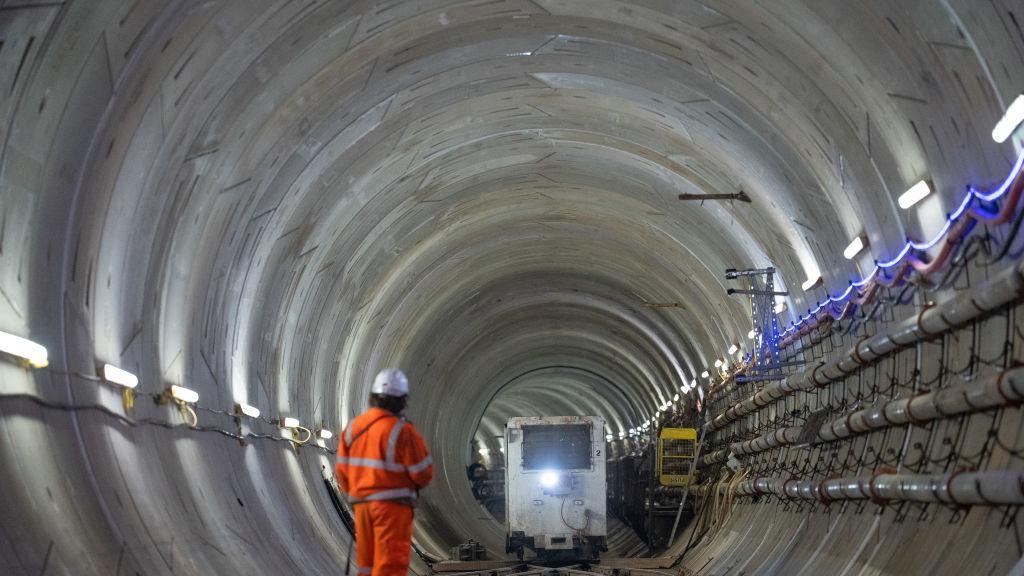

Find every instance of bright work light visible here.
[0,331,47,368]
[169,385,199,404]
[801,276,821,291]
[102,364,138,389]
[898,180,931,209]
[844,236,865,260]
[540,471,560,488]
[992,95,1024,143]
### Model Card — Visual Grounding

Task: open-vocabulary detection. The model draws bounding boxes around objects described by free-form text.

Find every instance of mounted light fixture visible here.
[318,429,333,440]
[102,364,138,389]
[0,331,48,368]
[714,358,723,368]
[748,329,756,339]
[169,385,199,404]
[898,179,931,209]
[777,148,1024,339]
[281,417,300,429]
[236,403,260,419]
[843,235,866,260]
[700,370,710,378]
[727,343,739,355]
[774,301,787,314]
[992,94,1024,143]
[801,276,822,291]
[540,471,560,487]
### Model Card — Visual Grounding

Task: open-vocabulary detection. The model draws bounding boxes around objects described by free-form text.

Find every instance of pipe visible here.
[818,366,1024,441]
[702,426,802,466]
[710,259,1024,431]
[700,367,1024,465]
[723,469,1024,506]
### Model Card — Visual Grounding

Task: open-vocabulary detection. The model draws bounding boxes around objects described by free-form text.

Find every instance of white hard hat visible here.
[371,368,409,397]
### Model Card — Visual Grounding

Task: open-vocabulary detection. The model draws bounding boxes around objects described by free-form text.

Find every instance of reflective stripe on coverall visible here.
[336,407,434,576]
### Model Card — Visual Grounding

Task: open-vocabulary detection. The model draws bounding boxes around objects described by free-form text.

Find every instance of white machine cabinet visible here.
[504,416,607,561]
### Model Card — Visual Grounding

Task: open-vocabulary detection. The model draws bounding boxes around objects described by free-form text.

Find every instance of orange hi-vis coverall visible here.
[336,407,434,576]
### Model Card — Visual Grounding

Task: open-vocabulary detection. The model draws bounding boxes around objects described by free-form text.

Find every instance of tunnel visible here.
[2,1,1024,574]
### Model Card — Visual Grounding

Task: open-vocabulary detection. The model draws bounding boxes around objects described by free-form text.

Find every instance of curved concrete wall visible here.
[0,1,1022,574]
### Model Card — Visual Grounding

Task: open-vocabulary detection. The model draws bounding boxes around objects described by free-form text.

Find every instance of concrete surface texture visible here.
[1,1,1023,574]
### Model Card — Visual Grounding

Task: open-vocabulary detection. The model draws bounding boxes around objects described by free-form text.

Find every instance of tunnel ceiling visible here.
[1,0,1023,573]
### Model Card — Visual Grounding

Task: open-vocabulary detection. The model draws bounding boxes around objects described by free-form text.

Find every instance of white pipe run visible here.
[701,367,1024,466]
[710,260,1024,432]
[727,470,1024,505]
[702,426,802,466]
[818,366,1024,441]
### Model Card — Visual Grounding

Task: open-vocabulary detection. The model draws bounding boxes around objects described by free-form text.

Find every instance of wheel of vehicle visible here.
[477,483,494,499]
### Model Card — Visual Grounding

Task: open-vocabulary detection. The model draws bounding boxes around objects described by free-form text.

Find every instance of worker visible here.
[336,368,434,576]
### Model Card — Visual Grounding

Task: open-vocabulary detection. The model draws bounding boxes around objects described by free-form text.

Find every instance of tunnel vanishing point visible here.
[3,1,1024,574]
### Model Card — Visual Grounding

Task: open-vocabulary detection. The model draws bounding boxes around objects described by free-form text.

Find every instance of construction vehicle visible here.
[504,416,607,561]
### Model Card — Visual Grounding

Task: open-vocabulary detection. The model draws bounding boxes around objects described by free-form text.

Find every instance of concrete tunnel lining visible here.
[1,0,1024,574]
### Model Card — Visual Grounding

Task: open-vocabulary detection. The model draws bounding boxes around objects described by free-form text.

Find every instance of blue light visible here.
[877,244,912,269]
[948,193,974,221]
[830,285,854,303]
[972,151,1024,202]
[971,201,1002,221]
[909,219,952,251]
[851,266,879,287]
[780,148,1024,339]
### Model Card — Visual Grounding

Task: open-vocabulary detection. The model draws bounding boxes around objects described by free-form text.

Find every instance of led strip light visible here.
[780,149,1024,340]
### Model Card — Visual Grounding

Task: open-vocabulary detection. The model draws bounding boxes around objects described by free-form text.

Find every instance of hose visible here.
[176,401,198,427]
[559,495,591,532]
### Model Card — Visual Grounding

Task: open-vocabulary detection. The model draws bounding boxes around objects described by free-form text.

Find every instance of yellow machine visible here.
[657,428,697,486]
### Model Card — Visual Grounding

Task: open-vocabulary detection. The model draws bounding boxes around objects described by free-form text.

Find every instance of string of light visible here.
[0,346,336,454]
[0,392,333,451]
[780,148,1024,340]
